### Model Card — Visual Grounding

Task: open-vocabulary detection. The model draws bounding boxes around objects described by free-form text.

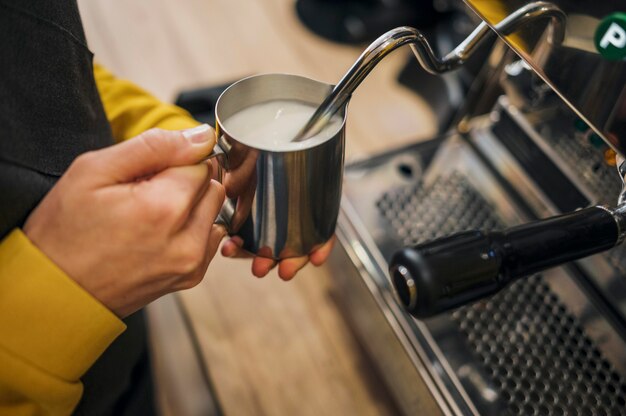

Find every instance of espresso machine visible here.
[331,1,626,414]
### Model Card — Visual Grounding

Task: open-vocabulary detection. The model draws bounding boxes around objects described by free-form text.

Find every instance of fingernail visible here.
[182,124,211,144]
[215,224,228,238]
[222,244,234,257]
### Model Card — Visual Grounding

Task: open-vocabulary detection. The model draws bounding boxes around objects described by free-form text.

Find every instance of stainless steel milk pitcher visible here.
[206,73,346,260]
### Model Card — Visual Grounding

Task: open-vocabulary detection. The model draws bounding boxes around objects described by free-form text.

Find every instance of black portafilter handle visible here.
[389,206,623,319]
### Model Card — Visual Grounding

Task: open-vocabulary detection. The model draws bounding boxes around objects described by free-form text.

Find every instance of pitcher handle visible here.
[204,135,234,230]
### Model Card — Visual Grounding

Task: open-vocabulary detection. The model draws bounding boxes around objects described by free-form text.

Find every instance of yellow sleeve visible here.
[94,64,200,142]
[0,230,126,416]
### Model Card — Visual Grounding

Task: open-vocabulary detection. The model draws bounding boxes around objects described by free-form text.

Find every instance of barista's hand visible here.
[221,236,336,280]
[23,125,226,318]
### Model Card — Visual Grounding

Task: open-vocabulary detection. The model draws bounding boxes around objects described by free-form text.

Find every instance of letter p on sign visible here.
[600,23,626,49]
[595,13,626,61]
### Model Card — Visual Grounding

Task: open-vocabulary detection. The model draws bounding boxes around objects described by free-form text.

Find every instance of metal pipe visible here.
[293,1,565,141]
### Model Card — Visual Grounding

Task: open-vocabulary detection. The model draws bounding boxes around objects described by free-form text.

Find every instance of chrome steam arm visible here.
[294,1,565,141]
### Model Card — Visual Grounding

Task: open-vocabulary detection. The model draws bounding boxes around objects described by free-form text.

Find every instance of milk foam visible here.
[222,100,343,151]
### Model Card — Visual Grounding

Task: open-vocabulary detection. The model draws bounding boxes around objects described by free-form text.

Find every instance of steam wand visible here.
[292,1,565,141]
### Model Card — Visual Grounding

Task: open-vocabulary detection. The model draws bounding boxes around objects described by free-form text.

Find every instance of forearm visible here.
[94,64,199,142]
[0,230,125,415]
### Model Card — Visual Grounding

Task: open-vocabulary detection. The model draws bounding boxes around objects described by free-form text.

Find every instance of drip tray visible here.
[333,134,626,415]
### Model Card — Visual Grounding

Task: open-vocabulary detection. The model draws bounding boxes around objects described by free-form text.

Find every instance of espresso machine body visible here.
[332,1,626,414]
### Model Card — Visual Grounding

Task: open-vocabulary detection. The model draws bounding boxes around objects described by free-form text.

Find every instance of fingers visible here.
[275,237,336,281]
[276,237,336,279]
[309,236,336,266]
[207,224,228,261]
[251,247,277,277]
[179,179,226,238]
[190,224,228,284]
[222,238,277,278]
[86,124,216,185]
[142,163,213,231]
[221,236,249,258]
[169,181,227,289]
[222,246,309,280]
[170,224,227,292]
[277,256,308,281]
[221,236,337,280]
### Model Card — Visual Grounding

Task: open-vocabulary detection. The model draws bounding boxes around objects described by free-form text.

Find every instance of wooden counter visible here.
[78,0,436,414]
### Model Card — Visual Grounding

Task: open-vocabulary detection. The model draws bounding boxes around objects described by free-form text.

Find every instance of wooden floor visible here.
[78,0,436,415]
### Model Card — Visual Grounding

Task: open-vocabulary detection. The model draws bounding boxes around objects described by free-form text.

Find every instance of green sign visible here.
[595,12,626,61]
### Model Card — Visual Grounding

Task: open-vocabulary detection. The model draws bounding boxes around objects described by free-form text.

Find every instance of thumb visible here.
[92,124,216,184]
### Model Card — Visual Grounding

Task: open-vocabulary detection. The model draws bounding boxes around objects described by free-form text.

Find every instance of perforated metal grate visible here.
[606,249,626,277]
[542,129,622,206]
[454,275,626,415]
[377,172,502,247]
[377,172,626,415]
[542,131,626,276]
